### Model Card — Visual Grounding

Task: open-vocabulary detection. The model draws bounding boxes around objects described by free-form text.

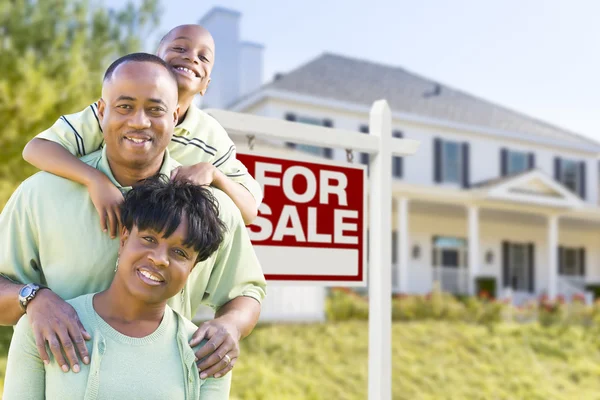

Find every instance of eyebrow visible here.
[116,96,168,108]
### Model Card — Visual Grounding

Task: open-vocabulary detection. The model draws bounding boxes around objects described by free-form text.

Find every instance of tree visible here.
[0,0,161,207]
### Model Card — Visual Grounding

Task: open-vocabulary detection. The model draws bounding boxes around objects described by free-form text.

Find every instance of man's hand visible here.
[170,163,218,186]
[25,289,91,373]
[86,173,123,238]
[189,318,240,379]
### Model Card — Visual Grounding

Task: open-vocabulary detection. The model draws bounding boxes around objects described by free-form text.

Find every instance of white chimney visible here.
[197,7,264,109]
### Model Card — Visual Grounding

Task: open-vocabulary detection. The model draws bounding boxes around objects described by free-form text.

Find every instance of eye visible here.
[173,46,185,52]
[199,55,209,63]
[173,248,189,259]
[142,236,156,243]
[117,104,132,109]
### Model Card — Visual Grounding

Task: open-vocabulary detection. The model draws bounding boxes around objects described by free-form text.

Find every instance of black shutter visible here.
[392,130,403,178]
[528,153,535,170]
[554,157,562,181]
[392,231,398,264]
[285,113,297,149]
[434,138,442,183]
[558,246,564,275]
[462,142,470,188]
[500,148,508,176]
[502,241,509,289]
[323,119,334,159]
[527,243,535,293]
[580,248,586,277]
[579,161,586,199]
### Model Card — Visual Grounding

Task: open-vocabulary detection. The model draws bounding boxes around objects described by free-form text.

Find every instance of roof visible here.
[260,53,599,149]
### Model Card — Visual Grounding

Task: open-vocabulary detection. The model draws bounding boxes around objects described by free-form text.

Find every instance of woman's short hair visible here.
[121,175,226,263]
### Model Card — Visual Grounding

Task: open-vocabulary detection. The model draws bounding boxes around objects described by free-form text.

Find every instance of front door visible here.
[503,242,534,293]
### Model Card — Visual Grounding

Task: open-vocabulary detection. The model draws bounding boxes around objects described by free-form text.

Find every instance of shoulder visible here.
[206,187,243,229]
[187,107,230,140]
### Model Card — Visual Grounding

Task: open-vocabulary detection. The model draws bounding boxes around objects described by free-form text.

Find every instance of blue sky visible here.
[103,0,600,142]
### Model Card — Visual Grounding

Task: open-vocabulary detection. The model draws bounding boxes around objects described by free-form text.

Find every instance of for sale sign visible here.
[238,152,366,286]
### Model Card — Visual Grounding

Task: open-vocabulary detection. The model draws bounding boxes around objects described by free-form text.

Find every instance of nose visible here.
[127,109,151,130]
[148,245,169,268]
[183,49,200,65]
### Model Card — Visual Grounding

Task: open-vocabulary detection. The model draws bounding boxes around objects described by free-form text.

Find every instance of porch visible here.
[392,169,600,301]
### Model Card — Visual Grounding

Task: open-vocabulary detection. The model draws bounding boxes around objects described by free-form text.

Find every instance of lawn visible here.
[2,321,600,400]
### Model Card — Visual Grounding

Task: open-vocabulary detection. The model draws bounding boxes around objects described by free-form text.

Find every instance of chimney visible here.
[240,41,264,97]
[198,7,241,108]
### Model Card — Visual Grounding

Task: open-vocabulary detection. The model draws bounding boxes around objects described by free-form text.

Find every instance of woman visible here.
[3,175,230,399]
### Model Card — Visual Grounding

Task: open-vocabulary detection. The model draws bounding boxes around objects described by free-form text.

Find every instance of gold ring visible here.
[223,354,231,365]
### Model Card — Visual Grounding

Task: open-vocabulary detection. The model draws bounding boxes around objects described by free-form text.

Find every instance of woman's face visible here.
[117,220,199,304]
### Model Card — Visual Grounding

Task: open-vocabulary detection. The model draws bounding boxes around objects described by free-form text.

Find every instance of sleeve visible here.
[35,103,104,158]
[2,315,46,400]
[199,373,232,400]
[0,182,43,285]
[191,193,266,311]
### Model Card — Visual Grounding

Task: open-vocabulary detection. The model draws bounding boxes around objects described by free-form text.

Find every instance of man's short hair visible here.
[103,52,178,87]
[121,175,226,263]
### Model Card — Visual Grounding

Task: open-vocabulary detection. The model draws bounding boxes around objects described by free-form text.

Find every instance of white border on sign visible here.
[238,149,368,287]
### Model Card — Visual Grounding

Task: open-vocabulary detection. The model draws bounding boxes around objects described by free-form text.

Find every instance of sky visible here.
[103,0,600,142]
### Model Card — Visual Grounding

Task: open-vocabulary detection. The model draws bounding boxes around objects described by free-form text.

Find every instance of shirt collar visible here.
[96,146,177,191]
[175,103,202,137]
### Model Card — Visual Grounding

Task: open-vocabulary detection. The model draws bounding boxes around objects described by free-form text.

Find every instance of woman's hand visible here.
[189,318,240,379]
[86,173,123,238]
[26,289,91,372]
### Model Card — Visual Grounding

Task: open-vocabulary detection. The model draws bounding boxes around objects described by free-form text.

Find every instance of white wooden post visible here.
[397,197,409,293]
[468,205,479,295]
[368,100,392,400]
[547,214,558,299]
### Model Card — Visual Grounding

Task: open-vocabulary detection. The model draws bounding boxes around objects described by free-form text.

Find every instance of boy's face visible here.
[156,25,215,97]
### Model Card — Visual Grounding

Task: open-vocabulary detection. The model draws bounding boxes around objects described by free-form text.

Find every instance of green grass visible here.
[3,322,600,399]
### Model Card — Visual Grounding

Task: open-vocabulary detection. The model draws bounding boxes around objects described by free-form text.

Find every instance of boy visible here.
[23,24,261,235]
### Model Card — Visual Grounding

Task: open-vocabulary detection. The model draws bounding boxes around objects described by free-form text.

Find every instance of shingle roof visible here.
[262,53,598,148]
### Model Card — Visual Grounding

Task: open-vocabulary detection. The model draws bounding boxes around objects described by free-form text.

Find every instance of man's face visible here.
[97,62,179,169]
[156,25,215,97]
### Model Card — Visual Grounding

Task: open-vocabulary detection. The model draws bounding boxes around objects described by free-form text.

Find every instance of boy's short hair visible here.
[103,52,178,87]
[121,174,226,263]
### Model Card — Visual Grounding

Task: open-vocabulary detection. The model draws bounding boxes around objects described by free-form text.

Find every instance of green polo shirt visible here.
[0,148,266,319]
[36,102,263,205]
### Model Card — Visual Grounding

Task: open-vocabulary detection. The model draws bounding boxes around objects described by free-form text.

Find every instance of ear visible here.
[119,225,130,251]
[173,104,180,125]
[97,98,106,122]
[199,77,211,96]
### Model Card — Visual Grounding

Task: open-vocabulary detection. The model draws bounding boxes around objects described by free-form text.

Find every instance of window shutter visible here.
[554,157,561,181]
[392,130,403,178]
[502,241,509,289]
[579,161,586,199]
[392,231,398,264]
[462,142,470,188]
[285,113,297,149]
[527,243,535,293]
[500,148,508,176]
[528,153,535,170]
[558,246,564,275]
[323,119,334,159]
[434,138,442,183]
[580,248,586,277]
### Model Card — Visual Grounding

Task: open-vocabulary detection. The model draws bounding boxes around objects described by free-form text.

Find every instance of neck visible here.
[94,283,166,327]
[176,90,196,125]
[107,153,164,187]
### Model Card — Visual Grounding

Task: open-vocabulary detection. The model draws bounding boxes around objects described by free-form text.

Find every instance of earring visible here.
[114,257,119,273]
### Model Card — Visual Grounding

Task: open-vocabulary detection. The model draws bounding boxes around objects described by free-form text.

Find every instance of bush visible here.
[476,277,497,298]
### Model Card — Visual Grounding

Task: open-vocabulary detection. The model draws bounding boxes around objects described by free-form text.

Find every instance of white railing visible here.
[557,275,587,301]
[432,266,468,295]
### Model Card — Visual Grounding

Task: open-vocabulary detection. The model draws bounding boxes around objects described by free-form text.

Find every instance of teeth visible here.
[140,270,162,282]
[176,67,196,77]
[126,137,148,144]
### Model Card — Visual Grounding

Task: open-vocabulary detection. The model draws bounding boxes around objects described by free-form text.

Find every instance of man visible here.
[0,53,266,380]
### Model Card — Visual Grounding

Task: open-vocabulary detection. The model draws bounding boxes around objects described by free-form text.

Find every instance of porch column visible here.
[468,205,480,295]
[396,197,409,293]
[547,215,558,299]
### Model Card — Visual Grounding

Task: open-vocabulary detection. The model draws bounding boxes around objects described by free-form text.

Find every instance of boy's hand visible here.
[86,173,123,238]
[170,163,219,186]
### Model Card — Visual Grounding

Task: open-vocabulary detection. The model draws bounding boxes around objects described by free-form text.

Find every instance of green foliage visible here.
[476,276,497,298]
[0,0,161,208]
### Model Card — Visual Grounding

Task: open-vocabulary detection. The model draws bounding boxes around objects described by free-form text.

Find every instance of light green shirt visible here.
[0,147,266,318]
[2,294,231,400]
[36,102,263,205]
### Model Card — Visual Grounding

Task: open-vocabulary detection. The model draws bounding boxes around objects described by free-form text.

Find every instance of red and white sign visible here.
[238,152,366,286]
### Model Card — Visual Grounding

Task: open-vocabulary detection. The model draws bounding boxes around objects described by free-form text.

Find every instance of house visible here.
[198,8,600,321]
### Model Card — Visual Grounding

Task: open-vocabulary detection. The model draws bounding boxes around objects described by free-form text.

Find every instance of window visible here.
[442,140,462,184]
[559,247,585,276]
[432,236,467,268]
[561,159,579,194]
[285,114,333,159]
[507,151,528,175]
[359,125,369,166]
[392,131,403,178]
